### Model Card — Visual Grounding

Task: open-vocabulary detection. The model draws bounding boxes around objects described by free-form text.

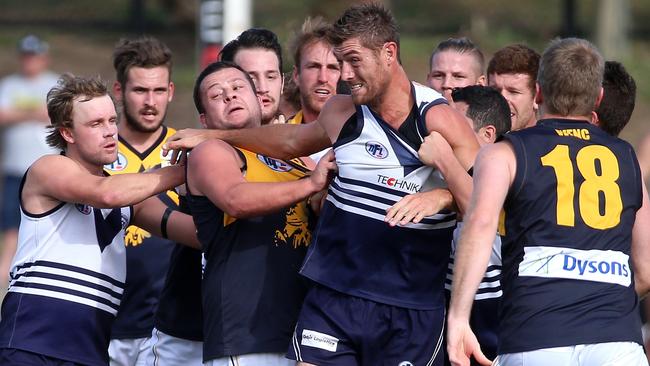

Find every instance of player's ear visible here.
[292,65,299,85]
[384,42,397,66]
[534,82,543,106]
[167,81,175,102]
[594,87,604,109]
[480,125,497,144]
[112,81,123,103]
[199,113,208,129]
[60,126,75,145]
[477,74,487,86]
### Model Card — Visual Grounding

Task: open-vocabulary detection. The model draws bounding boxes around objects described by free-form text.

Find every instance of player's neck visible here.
[540,112,591,123]
[370,67,412,129]
[66,148,104,177]
[118,120,164,153]
[301,108,318,123]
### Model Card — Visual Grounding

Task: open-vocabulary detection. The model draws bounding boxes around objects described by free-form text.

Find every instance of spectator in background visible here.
[0,35,59,290]
[427,37,486,101]
[487,44,540,131]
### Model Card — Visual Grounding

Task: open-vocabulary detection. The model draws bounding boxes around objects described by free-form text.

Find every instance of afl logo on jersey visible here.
[257,155,292,172]
[75,204,92,215]
[105,152,128,172]
[365,141,389,159]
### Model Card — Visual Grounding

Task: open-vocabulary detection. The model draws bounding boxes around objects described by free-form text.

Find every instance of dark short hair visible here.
[193,61,257,114]
[487,44,540,93]
[452,85,511,136]
[430,37,484,73]
[596,61,636,136]
[112,36,173,86]
[46,74,109,150]
[327,2,401,63]
[220,28,283,72]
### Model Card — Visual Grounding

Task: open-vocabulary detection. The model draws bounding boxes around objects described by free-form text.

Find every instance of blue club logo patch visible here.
[365,141,389,159]
[257,155,292,172]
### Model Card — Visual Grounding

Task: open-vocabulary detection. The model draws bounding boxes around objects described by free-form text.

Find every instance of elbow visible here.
[96,191,135,208]
[636,276,650,299]
[96,191,124,208]
[221,197,254,219]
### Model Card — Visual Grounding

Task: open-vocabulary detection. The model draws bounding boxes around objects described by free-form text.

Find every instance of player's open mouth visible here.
[350,83,363,91]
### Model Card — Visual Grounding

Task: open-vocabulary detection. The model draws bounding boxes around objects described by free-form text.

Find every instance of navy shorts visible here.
[287,285,445,366]
[0,348,84,365]
[1,175,22,231]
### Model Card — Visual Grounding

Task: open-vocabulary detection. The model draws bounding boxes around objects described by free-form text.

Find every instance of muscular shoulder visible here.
[30,154,74,176]
[476,142,516,179]
[189,139,240,168]
[318,95,356,140]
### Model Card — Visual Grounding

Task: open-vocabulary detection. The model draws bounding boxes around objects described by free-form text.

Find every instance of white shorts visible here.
[109,337,151,366]
[147,328,203,366]
[203,353,295,366]
[494,341,648,366]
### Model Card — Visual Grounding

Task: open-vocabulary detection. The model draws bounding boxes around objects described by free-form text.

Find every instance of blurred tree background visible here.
[0,0,648,145]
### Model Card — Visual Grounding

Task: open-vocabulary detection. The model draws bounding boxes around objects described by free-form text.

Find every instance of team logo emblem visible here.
[365,141,389,159]
[105,152,128,171]
[257,155,292,172]
[398,362,414,366]
[75,204,92,215]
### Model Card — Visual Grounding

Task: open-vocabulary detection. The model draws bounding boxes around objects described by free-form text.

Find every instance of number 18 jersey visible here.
[498,118,643,354]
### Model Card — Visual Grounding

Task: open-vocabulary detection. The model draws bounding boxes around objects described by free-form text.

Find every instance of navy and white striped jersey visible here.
[498,119,643,354]
[0,175,131,366]
[446,222,502,360]
[300,82,456,310]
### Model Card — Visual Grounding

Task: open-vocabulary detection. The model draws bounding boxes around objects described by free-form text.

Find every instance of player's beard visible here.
[122,97,167,133]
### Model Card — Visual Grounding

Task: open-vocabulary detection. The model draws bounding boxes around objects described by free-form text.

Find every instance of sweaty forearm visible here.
[96,165,185,207]
[219,178,318,219]
[216,123,326,160]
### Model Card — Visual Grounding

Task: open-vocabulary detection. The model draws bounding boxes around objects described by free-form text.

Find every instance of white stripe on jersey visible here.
[446,223,503,300]
[328,177,455,230]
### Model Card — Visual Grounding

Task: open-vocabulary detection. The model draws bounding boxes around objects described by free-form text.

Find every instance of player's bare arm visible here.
[447,142,515,366]
[419,131,473,214]
[631,184,650,298]
[163,95,354,161]
[424,103,480,170]
[22,154,185,214]
[131,196,200,249]
[386,126,475,226]
[187,139,336,218]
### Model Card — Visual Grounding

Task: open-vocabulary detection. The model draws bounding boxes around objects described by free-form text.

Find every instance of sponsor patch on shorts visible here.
[301,329,339,352]
[518,246,631,287]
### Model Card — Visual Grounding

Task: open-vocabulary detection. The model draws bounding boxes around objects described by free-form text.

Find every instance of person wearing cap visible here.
[0,35,59,292]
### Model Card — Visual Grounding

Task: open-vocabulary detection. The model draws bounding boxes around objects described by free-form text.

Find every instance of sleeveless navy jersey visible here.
[300,82,456,310]
[104,126,178,339]
[153,195,203,341]
[187,148,313,362]
[498,118,643,354]
[0,173,131,366]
